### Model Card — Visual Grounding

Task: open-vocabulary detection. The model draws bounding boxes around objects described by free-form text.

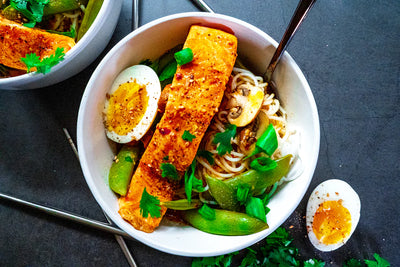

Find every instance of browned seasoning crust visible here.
[0,15,75,71]
[118,25,238,233]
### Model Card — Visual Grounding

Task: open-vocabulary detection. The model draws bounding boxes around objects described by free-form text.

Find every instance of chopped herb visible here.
[47,26,76,38]
[245,123,278,159]
[364,253,390,267]
[159,60,177,81]
[124,156,133,163]
[196,150,214,165]
[163,155,169,161]
[344,259,363,267]
[11,0,49,27]
[239,248,259,267]
[213,124,237,156]
[236,184,251,205]
[182,130,196,142]
[198,204,215,220]
[250,156,277,172]
[304,259,326,267]
[174,48,194,66]
[184,160,206,203]
[160,162,179,180]
[139,187,161,218]
[192,252,239,267]
[21,47,65,74]
[245,197,267,223]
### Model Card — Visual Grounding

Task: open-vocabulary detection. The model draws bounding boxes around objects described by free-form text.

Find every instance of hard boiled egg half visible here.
[104,65,161,144]
[306,179,361,251]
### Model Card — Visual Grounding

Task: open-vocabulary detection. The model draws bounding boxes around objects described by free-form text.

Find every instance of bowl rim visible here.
[77,11,320,256]
[0,0,114,86]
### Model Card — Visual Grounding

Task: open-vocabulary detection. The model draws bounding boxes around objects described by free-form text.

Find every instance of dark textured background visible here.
[1,0,399,266]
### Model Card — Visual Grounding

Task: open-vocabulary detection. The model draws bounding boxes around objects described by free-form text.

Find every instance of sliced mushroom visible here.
[239,110,270,154]
[226,84,264,127]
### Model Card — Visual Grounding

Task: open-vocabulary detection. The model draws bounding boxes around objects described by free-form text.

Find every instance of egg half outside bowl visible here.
[0,0,123,90]
[77,12,320,256]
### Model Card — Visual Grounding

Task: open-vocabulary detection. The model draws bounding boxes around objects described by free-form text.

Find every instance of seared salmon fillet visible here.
[118,25,238,233]
[0,15,75,71]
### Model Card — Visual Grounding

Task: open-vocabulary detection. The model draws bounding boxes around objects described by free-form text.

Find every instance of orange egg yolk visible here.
[106,81,148,135]
[312,200,352,245]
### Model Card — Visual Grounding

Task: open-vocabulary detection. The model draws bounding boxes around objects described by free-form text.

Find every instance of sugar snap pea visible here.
[43,0,81,16]
[182,209,268,236]
[205,155,292,210]
[108,145,140,196]
[77,0,103,41]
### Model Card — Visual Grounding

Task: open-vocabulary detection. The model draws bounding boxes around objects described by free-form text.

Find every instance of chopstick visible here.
[0,192,131,238]
[190,0,214,13]
[63,128,137,267]
[132,0,139,31]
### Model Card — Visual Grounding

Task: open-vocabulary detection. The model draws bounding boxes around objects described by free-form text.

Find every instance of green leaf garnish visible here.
[159,60,177,81]
[184,160,206,203]
[365,253,390,267]
[139,187,161,218]
[11,0,49,27]
[344,259,363,267]
[20,47,65,74]
[245,123,278,159]
[250,157,277,172]
[160,162,179,180]
[198,204,215,220]
[245,197,267,223]
[162,155,169,161]
[213,124,237,156]
[304,259,326,267]
[174,48,193,66]
[236,184,251,205]
[196,150,214,165]
[182,130,196,142]
[124,156,133,163]
[47,26,76,38]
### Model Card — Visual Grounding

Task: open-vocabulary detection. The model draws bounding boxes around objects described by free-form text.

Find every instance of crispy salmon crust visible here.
[119,25,238,233]
[0,15,75,71]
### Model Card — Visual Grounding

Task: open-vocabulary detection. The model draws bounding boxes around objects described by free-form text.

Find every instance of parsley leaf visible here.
[182,130,196,142]
[160,162,179,180]
[213,124,237,156]
[344,259,363,267]
[124,156,133,163]
[304,258,326,267]
[11,0,49,27]
[239,248,259,267]
[139,187,161,218]
[198,204,215,220]
[197,150,214,165]
[365,254,390,267]
[20,47,65,74]
[192,252,238,267]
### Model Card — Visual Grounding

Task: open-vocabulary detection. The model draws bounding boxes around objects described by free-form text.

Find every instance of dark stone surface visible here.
[1,0,399,266]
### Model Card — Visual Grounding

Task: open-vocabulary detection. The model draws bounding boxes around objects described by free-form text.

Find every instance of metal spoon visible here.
[264,0,317,84]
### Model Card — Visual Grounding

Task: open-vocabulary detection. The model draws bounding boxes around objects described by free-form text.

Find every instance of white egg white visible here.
[104,65,161,144]
[306,179,361,251]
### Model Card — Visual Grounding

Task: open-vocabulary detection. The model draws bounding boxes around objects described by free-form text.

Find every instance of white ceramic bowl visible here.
[77,12,320,257]
[0,0,123,90]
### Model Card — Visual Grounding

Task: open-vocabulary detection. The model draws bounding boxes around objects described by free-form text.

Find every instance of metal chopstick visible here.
[0,192,131,239]
[190,0,214,13]
[63,128,137,267]
[132,0,139,31]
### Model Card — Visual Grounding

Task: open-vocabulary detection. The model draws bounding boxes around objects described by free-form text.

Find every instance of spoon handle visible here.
[264,0,316,82]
